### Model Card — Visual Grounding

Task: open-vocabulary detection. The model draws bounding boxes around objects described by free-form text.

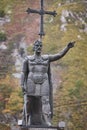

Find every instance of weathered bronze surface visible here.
[21,40,75,126]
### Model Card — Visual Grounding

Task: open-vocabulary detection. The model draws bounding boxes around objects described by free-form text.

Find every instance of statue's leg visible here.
[30,96,43,125]
[41,96,52,126]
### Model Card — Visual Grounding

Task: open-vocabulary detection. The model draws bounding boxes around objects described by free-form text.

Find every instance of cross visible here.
[26,0,57,40]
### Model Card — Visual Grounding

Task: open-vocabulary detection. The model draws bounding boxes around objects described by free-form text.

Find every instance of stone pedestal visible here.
[20,129,57,130]
[20,128,59,130]
[19,126,62,130]
[20,128,57,130]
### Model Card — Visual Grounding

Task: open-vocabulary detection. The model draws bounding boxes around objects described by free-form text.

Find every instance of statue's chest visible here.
[28,59,49,72]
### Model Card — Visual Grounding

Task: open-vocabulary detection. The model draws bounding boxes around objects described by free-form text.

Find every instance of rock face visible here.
[0,42,7,49]
[0,49,14,78]
[0,15,11,26]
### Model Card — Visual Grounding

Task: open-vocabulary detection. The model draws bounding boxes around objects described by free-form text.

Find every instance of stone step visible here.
[19,126,62,130]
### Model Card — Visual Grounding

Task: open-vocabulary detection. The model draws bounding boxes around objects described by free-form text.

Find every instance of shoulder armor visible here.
[42,55,49,60]
[27,55,35,61]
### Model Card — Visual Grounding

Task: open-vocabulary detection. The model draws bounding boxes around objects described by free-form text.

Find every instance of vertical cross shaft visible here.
[26,0,57,40]
[40,0,44,38]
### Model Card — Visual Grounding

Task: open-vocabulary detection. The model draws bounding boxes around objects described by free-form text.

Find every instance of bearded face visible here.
[33,40,42,53]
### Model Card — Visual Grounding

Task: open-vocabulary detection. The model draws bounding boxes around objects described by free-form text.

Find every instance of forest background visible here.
[0,0,87,130]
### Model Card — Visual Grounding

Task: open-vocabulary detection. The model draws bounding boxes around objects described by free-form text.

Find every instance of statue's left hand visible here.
[68,41,75,48]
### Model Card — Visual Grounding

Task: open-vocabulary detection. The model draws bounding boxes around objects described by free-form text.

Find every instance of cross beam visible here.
[26,0,57,39]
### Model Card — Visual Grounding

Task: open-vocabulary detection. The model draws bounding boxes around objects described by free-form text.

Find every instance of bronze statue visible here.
[21,40,75,126]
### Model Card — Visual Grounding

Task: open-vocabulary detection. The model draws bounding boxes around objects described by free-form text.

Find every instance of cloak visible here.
[48,62,53,118]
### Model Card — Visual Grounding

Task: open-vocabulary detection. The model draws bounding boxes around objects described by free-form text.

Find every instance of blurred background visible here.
[0,0,87,130]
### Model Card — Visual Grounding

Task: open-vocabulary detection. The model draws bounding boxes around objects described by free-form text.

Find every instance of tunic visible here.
[21,55,50,96]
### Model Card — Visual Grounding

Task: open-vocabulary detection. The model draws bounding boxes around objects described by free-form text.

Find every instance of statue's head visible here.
[33,40,42,53]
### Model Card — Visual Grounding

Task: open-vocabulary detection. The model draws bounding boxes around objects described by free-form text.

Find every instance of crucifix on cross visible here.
[26,0,57,40]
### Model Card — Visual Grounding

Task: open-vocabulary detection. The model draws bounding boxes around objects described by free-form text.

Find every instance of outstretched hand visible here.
[67,41,75,48]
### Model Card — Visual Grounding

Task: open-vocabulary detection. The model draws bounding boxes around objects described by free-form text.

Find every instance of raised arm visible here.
[21,57,29,93]
[49,41,75,62]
